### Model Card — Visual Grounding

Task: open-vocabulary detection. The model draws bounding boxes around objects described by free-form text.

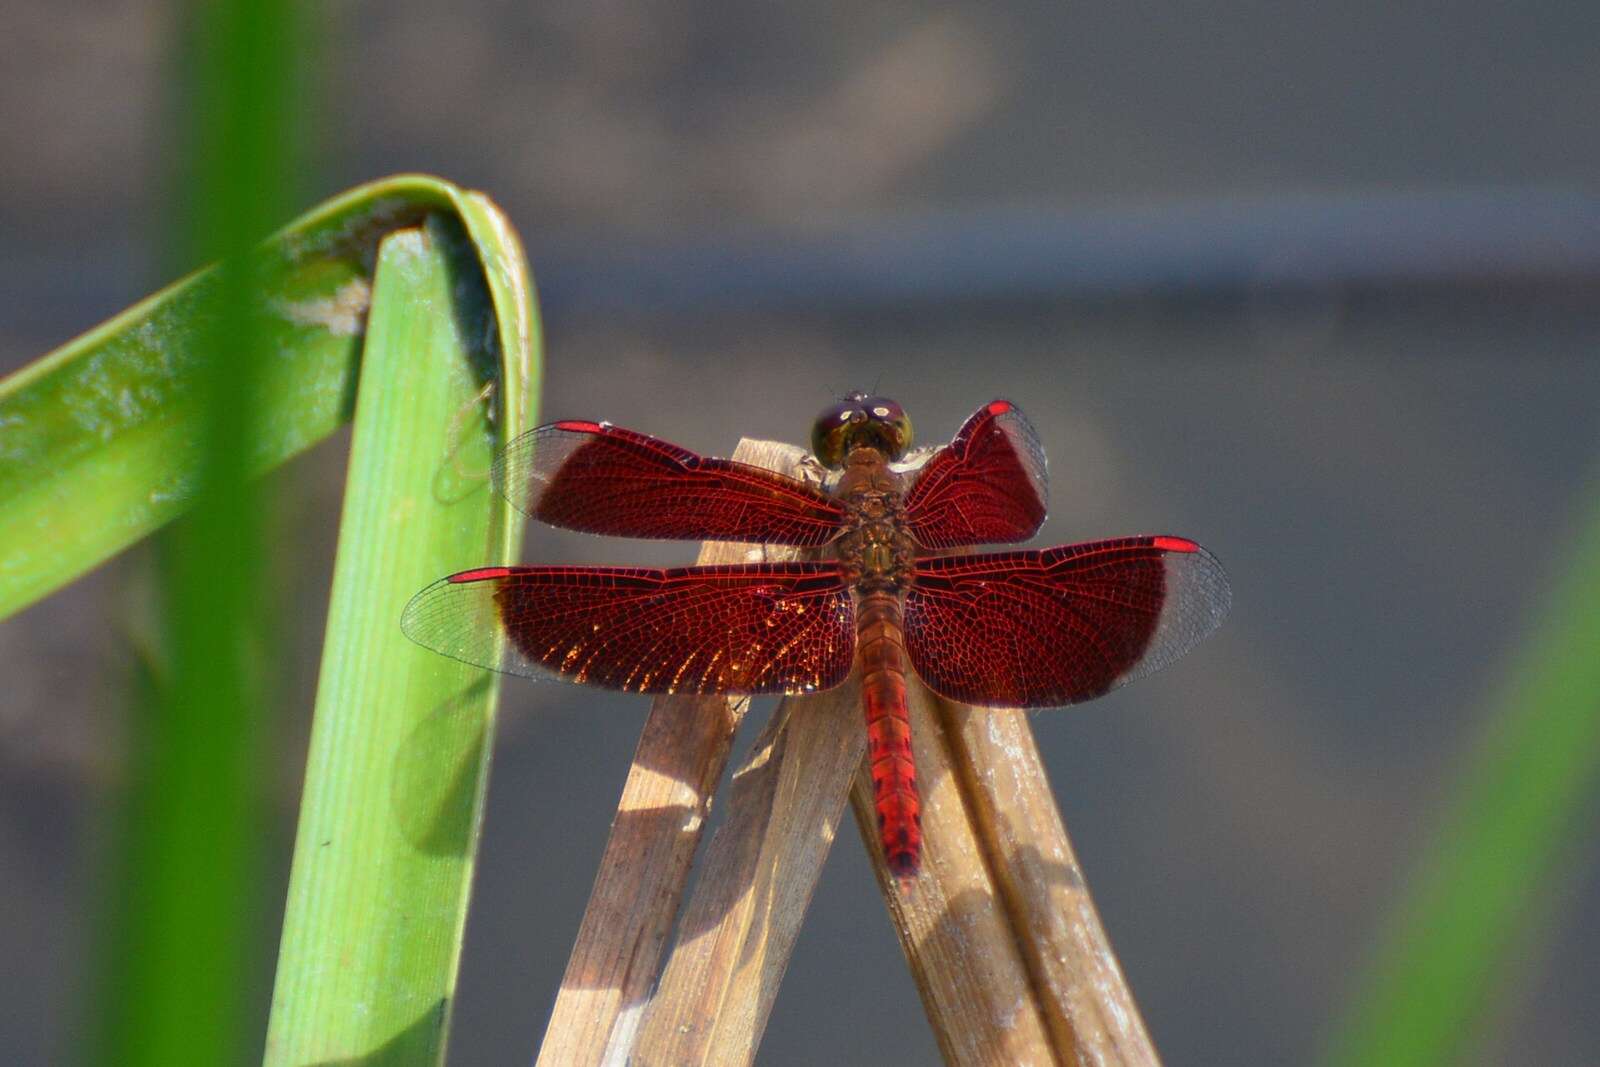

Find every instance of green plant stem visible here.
[1322,490,1600,1067]
[91,1,302,1063]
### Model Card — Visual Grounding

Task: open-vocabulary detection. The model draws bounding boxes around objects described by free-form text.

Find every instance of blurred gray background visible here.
[3,2,1600,1064]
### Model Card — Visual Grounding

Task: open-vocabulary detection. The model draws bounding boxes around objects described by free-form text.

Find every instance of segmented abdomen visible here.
[857,591,921,877]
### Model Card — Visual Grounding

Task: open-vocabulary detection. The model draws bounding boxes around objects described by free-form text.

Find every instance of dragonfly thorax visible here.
[834,447,915,592]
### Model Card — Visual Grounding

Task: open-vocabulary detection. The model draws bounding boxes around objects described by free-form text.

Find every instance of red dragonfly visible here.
[402,396,1230,877]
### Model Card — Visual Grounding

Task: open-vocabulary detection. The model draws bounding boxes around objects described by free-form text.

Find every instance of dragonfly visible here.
[401,395,1231,877]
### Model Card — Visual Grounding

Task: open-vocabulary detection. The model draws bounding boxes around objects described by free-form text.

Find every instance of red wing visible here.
[401,562,856,695]
[492,421,848,546]
[904,536,1230,708]
[902,399,1048,550]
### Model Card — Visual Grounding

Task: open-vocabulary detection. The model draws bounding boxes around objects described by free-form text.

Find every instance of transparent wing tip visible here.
[399,576,509,675]
[1130,540,1232,683]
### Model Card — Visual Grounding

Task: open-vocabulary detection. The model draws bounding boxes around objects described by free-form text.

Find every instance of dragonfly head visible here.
[811,392,913,468]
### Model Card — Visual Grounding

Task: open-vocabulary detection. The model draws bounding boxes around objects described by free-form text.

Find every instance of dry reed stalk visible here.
[631,678,864,1062]
[850,684,1161,1066]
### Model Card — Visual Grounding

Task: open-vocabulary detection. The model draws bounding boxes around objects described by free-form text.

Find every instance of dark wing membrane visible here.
[401,562,856,695]
[904,536,1230,708]
[492,420,847,546]
[902,399,1049,549]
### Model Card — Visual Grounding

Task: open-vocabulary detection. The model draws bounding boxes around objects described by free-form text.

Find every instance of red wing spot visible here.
[985,398,1013,415]
[448,567,516,583]
[1151,536,1199,553]
[551,419,604,433]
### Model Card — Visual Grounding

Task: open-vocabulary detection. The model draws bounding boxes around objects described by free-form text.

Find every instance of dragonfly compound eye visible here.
[811,394,913,466]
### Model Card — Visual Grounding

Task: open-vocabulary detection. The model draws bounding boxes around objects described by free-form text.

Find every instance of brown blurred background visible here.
[3,2,1600,1063]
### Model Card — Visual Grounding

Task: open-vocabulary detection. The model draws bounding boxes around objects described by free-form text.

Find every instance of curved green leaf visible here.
[264,209,537,1064]
[0,173,533,621]
[0,173,540,1064]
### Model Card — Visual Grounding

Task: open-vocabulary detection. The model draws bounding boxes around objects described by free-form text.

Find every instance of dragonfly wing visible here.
[902,399,1049,549]
[493,420,847,546]
[401,562,856,695]
[904,536,1230,708]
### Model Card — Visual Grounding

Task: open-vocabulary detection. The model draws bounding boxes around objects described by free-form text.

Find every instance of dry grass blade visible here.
[632,666,863,1063]
[851,683,1160,1066]
[532,688,745,1066]
[535,438,813,1067]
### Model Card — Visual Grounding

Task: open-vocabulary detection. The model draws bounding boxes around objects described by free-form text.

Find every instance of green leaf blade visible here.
[264,211,537,1065]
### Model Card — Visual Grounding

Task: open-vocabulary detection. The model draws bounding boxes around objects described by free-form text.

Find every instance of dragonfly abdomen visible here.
[858,590,921,877]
